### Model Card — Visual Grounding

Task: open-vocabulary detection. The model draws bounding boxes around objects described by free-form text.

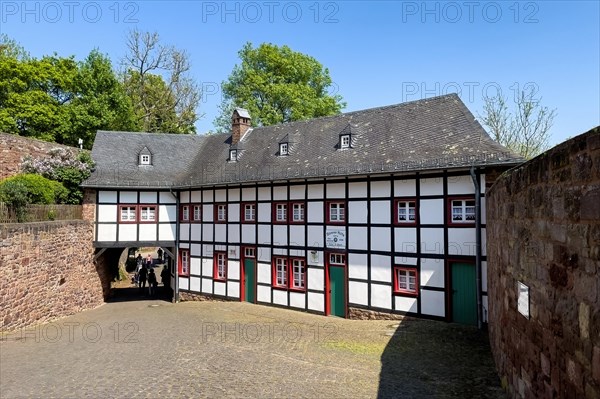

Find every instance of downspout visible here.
[470,167,483,330]
[171,186,180,303]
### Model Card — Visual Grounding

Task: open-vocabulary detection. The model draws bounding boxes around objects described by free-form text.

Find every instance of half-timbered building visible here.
[83,94,522,325]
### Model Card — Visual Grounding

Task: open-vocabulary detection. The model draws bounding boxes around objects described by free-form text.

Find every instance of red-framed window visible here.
[181,205,190,222]
[139,205,157,223]
[393,267,418,295]
[273,257,288,288]
[214,252,227,280]
[395,198,417,225]
[119,205,137,223]
[326,201,346,224]
[273,202,287,223]
[241,202,256,223]
[290,202,305,223]
[215,203,227,223]
[448,197,476,225]
[290,258,306,290]
[178,249,190,276]
[193,205,202,221]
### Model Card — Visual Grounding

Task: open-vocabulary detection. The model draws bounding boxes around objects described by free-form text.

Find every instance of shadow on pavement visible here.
[377,319,504,399]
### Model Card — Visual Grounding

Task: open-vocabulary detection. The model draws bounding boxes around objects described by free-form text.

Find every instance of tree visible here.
[480,88,556,159]
[214,42,345,132]
[0,36,136,147]
[121,29,200,133]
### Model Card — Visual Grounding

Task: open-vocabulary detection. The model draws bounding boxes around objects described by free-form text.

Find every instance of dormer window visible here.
[140,154,151,165]
[230,149,238,162]
[279,143,288,156]
[340,134,351,149]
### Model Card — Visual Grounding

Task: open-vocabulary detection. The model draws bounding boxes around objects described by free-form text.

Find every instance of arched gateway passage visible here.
[93,244,176,302]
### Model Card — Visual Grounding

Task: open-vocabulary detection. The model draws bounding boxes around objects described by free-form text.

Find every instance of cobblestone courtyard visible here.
[1,298,504,398]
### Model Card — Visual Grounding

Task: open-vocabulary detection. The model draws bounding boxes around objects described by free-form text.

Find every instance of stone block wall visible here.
[487,127,599,398]
[0,132,80,181]
[0,221,105,331]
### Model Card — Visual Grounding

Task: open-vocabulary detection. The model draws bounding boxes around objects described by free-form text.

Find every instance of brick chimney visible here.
[232,108,251,144]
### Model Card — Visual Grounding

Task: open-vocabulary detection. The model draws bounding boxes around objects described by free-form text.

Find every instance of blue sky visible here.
[1,1,599,146]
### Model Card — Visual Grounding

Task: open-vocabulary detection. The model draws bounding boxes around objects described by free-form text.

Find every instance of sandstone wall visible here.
[0,221,105,331]
[487,127,599,398]
[0,132,80,181]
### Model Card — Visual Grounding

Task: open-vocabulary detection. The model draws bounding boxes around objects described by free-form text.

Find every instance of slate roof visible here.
[83,94,523,189]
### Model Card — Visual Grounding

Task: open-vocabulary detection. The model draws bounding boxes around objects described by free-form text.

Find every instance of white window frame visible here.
[140,206,156,222]
[181,205,190,221]
[120,206,136,222]
[291,259,305,289]
[230,149,237,161]
[397,201,416,223]
[275,257,287,287]
[180,250,190,276]
[193,205,201,221]
[340,134,350,148]
[328,202,345,222]
[217,204,227,222]
[140,154,151,165]
[279,143,288,156]
[292,203,304,222]
[275,203,287,222]
[451,199,476,223]
[216,253,227,280]
[329,253,346,265]
[395,267,417,295]
[244,203,256,222]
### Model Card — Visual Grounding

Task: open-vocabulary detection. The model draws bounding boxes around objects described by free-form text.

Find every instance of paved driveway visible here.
[1,298,504,398]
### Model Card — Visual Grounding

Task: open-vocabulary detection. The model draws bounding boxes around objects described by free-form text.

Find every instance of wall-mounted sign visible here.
[517,281,530,319]
[325,227,346,249]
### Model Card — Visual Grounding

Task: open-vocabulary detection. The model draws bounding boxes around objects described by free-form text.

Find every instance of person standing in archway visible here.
[138,265,148,293]
[157,248,163,263]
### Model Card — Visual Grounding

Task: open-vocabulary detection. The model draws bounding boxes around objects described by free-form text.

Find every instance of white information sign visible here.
[325,227,346,249]
[517,281,530,318]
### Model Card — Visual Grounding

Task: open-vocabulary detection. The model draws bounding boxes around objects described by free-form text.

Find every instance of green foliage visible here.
[0,174,68,205]
[0,36,136,148]
[215,42,345,131]
[0,180,29,222]
[21,148,95,204]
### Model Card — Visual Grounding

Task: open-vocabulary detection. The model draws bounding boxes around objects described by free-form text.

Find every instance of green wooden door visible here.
[329,266,345,317]
[451,262,477,325]
[244,259,255,303]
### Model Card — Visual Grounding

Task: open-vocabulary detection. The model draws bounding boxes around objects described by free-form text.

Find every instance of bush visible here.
[0,174,68,204]
[0,180,29,222]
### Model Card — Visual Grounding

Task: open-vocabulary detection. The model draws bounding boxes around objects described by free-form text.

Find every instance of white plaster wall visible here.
[228,204,240,223]
[228,188,240,202]
[370,181,390,197]
[307,184,324,199]
[97,224,116,241]
[273,186,287,201]
[419,199,444,225]
[370,284,392,309]
[179,277,189,290]
[258,186,270,200]
[273,289,288,306]
[214,224,226,242]
[326,182,345,198]
[371,227,391,252]
[258,225,271,245]
[348,182,367,198]
[191,224,201,241]
[447,175,475,195]
[202,258,213,277]
[481,199,487,224]
[258,203,271,222]
[272,225,287,246]
[348,227,368,250]
[482,261,488,291]
[119,224,137,241]
[482,296,489,323]
[202,224,213,242]
[214,189,226,202]
[370,200,391,224]
[241,225,256,243]
[140,192,157,203]
[348,281,368,305]
[190,276,201,292]
[371,254,391,282]
[180,191,190,203]
[308,292,324,312]
[179,224,190,241]
[289,185,305,200]
[202,190,213,203]
[420,290,445,317]
[228,260,240,280]
[348,201,367,224]
[289,292,305,308]
[228,225,240,243]
[419,177,443,196]
[241,187,256,201]
[289,226,305,246]
[307,201,323,223]
[395,228,417,253]
[273,247,287,256]
[228,281,240,298]
[190,258,201,275]
[120,191,137,203]
[214,281,226,296]
[257,248,271,263]
[421,228,445,256]
[203,204,214,222]
[159,223,176,242]
[99,191,117,203]
[307,226,323,248]
[395,296,418,313]
[257,262,271,284]
[395,256,418,265]
[97,205,117,222]
[348,253,368,280]
[191,190,202,203]
[394,179,416,197]
[201,278,213,294]
[448,228,476,256]
[159,205,176,222]
[257,285,271,303]
[421,260,444,288]
[308,267,324,291]
[139,225,157,241]
[159,191,176,204]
